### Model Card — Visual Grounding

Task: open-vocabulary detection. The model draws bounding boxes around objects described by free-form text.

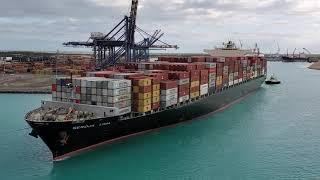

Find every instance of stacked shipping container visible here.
[132,77,152,113]
[50,55,266,114]
[52,77,132,110]
[160,81,178,107]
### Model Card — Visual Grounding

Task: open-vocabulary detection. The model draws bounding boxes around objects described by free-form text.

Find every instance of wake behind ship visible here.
[25,43,267,161]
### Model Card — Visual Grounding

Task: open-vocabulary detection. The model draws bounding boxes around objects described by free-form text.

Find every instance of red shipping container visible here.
[200,78,208,85]
[148,73,169,81]
[208,67,216,73]
[75,86,81,94]
[160,64,171,70]
[190,86,200,93]
[149,77,160,85]
[191,56,206,62]
[160,80,177,90]
[200,70,208,78]
[51,84,57,92]
[190,70,200,81]
[192,62,206,70]
[205,57,217,62]
[178,84,189,92]
[169,71,190,80]
[169,63,196,71]
[178,90,189,97]
[152,102,160,109]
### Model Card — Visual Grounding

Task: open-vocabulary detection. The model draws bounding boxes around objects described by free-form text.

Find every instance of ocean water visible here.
[1,62,320,180]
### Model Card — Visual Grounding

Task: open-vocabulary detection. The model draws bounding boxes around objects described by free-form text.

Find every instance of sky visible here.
[0,0,319,54]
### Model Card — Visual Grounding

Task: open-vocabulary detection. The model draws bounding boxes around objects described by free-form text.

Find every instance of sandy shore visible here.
[309,61,320,70]
[0,74,52,94]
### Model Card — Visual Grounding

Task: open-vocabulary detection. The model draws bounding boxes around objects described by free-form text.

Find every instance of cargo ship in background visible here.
[281,48,310,62]
[25,41,267,161]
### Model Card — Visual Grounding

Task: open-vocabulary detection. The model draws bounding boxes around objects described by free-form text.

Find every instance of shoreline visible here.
[0,74,52,94]
[308,61,320,70]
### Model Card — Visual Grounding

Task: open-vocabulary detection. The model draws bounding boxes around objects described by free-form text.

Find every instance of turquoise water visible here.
[1,62,320,179]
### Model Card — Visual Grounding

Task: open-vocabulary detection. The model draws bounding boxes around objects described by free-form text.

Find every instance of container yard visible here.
[0,54,94,76]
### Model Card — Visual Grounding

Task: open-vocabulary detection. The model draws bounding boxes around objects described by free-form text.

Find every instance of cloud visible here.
[0,0,319,53]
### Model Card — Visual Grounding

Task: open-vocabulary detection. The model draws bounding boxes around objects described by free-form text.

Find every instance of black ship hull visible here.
[281,56,310,62]
[27,76,266,161]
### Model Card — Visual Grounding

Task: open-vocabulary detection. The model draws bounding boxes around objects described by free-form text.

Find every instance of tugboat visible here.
[265,74,281,84]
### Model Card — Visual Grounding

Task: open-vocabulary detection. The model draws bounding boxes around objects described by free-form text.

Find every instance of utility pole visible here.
[55,50,59,78]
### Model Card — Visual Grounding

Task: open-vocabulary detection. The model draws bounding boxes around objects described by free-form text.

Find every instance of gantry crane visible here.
[64,0,178,69]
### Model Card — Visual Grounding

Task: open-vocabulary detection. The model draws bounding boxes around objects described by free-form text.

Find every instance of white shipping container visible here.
[179,95,189,103]
[107,79,132,89]
[91,95,97,102]
[91,88,97,95]
[218,57,225,62]
[160,94,178,101]
[138,64,145,69]
[107,87,131,96]
[52,78,57,84]
[209,73,216,79]
[57,85,62,92]
[102,96,108,103]
[91,81,97,88]
[160,88,178,96]
[200,84,208,95]
[96,89,102,96]
[204,62,216,68]
[229,73,234,82]
[52,92,57,98]
[86,81,91,87]
[178,79,190,85]
[86,72,95,77]
[111,107,132,116]
[102,89,108,96]
[107,100,131,109]
[97,95,103,102]
[209,81,215,87]
[209,78,216,83]
[107,94,131,103]
[161,99,177,107]
[81,87,86,94]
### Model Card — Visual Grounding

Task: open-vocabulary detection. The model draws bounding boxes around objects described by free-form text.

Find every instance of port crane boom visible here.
[64,0,178,69]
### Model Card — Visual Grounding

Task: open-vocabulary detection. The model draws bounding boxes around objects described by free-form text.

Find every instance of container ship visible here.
[25,43,267,161]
